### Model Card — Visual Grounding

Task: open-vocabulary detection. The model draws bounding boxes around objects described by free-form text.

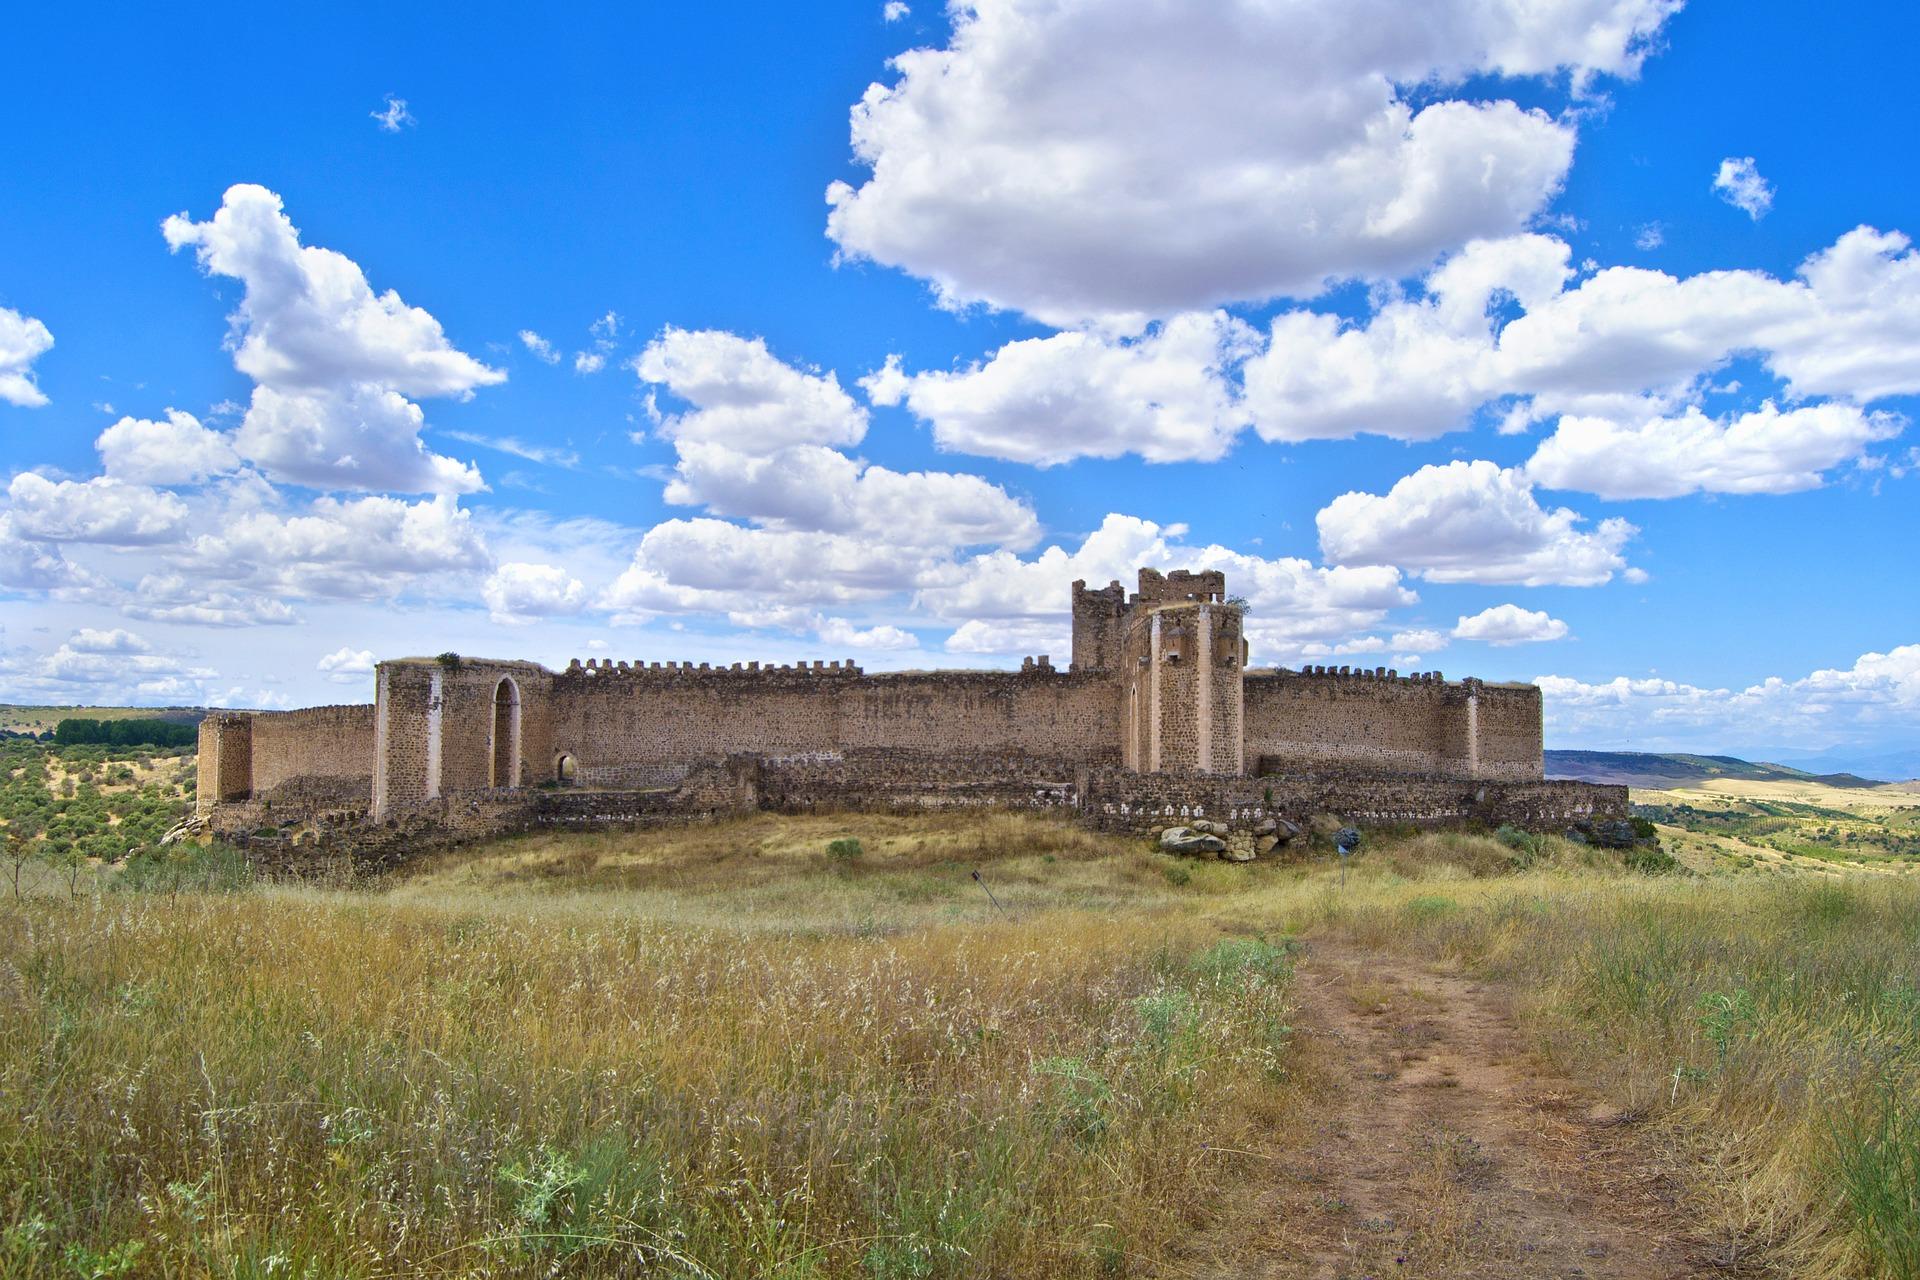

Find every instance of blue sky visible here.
[1,0,1916,762]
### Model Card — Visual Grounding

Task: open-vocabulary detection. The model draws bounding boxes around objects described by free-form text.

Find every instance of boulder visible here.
[1160,826,1227,855]
[1221,844,1257,863]
[1271,818,1304,844]
[1255,834,1279,855]
[1253,817,1277,836]
[1191,819,1229,836]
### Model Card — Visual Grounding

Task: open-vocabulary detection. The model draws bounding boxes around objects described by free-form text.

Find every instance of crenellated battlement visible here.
[1267,665,1443,684]
[564,657,865,677]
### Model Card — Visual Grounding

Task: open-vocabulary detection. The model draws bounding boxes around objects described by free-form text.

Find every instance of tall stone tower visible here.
[1106,568,1246,775]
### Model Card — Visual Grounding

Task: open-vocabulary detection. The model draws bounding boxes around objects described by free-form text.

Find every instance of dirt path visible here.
[1210,938,1741,1279]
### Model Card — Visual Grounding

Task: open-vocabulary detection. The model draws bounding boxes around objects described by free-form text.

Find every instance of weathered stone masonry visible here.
[197,566,1623,849]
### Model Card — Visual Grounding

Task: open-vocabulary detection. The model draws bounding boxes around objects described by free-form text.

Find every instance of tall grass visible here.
[0,877,1296,1277]
[1305,871,1920,1277]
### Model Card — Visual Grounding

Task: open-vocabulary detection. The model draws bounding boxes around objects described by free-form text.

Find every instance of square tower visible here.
[1116,568,1245,774]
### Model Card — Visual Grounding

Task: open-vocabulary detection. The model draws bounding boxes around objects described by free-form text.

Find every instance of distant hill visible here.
[0,704,206,737]
[1545,750,1886,789]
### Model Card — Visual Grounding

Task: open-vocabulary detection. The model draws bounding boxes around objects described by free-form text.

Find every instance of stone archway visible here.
[490,676,521,789]
[554,752,576,785]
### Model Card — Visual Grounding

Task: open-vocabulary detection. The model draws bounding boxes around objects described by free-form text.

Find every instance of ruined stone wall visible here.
[545,666,1122,773]
[1245,668,1478,777]
[1470,683,1544,781]
[248,704,375,808]
[371,659,555,818]
[1081,769,1625,835]
[754,749,1083,814]
[428,661,554,793]
[372,663,438,819]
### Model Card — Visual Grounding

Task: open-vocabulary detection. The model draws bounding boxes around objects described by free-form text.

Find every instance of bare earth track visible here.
[1212,939,1752,1279]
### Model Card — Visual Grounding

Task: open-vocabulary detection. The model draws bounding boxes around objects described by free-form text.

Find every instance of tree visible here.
[5,815,45,900]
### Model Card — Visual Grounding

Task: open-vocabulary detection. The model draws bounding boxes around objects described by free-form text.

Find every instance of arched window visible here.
[554,752,576,785]
[490,676,521,788]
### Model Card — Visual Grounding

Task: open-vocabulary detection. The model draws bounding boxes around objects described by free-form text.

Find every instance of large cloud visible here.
[0,306,54,407]
[634,327,1040,549]
[1250,226,1920,458]
[1525,402,1903,499]
[916,513,1417,662]
[826,0,1678,326]
[635,327,867,452]
[95,409,242,486]
[183,493,490,600]
[1453,603,1569,645]
[484,561,588,625]
[864,312,1257,465]
[164,184,499,494]
[5,474,190,546]
[926,224,1920,472]
[1317,460,1635,586]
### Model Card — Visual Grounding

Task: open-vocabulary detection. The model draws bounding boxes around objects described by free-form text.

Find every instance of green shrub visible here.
[826,837,864,862]
[1493,823,1543,866]
[1188,936,1294,986]
[1624,843,1678,874]
[1405,894,1460,920]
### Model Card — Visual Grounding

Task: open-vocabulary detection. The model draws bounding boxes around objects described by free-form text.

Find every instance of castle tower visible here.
[1070,578,1126,671]
[1117,569,1245,774]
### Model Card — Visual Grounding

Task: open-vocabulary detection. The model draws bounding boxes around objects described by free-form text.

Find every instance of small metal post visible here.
[972,868,1007,917]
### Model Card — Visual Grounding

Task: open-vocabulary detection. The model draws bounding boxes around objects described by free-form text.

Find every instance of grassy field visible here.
[1639,776,1920,873]
[3,791,1919,1275]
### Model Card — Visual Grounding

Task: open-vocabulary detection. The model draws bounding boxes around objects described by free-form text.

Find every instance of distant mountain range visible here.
[1747,747,1920,784]
[1544,750,1899,789]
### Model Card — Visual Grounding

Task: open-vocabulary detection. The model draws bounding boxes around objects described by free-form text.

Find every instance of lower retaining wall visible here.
[208,750,1627,873]
[1079,770,1626,836]
[754,750,1085,814]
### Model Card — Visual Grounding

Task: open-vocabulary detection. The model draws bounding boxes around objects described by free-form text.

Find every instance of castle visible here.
[197,568,1623,851]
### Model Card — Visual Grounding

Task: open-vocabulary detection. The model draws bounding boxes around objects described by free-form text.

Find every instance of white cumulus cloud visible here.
[0,306,54,407]
[1317,460,1635,586]
[6,473,190,546]
[1453,603,1569,645]
[317,647,376,682]
[825,0,1678,326]
[1539,644,1920,752]
[95,409,241,485]
[164,183,500,494]
[1713,156,1774,219]
[1526,402,1903,499]
[484,561,588,625]
[865,311,1257,465]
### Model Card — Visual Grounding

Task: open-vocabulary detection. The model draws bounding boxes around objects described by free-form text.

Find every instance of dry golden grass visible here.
[5,812,1918,1277]
[0,815,1301,1278]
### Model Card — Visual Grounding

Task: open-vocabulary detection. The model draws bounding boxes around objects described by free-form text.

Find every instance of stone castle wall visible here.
[1242,669,1543,782]
[196,705,374,817]
[543,665,1122,781]
[251,704,376,799]
[197,566,1583,856]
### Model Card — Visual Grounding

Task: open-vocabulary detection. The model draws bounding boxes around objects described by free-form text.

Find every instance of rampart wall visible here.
[545,665,1122,777]
[250,704,376,804]
[1242,669,1542,781]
